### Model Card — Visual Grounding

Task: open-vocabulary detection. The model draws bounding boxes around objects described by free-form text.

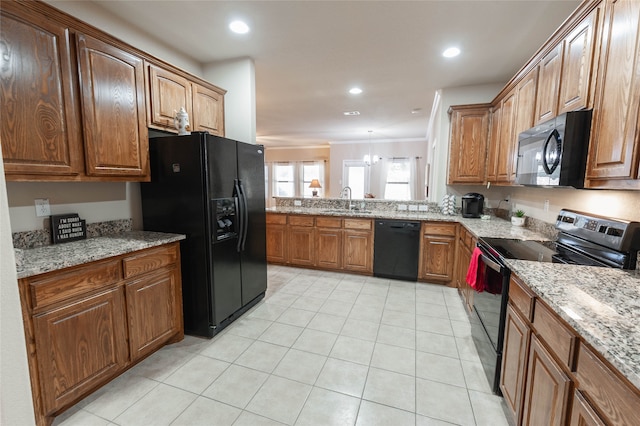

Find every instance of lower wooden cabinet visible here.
[500,304,531,424]
[288,217,316,267]
[343,229,372,273]
[266,214,287,263]
[18,242,183,426]
[33,287,128,415]
[419,222,456,284]
[570,391,606,426]
[455,225,475,312]
[521,335,572,426]
[316,227,342,270]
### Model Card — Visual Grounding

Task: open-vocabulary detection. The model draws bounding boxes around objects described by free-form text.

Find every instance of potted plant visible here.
[511,209,526,227]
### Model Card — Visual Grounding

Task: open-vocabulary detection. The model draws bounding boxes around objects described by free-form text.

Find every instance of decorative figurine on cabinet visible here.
[174,107,191,135]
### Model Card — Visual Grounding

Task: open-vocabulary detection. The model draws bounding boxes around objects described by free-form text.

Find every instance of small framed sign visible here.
[51,213,87,244]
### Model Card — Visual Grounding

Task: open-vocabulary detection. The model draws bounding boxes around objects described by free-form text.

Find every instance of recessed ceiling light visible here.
[349,87,363,95]
[411,108,423,114]
[442,47,460,58]
[229,20,250,34]
[343,111,360,116]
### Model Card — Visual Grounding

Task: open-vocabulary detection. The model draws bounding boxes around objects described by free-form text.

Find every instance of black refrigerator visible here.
[140,132,267,338]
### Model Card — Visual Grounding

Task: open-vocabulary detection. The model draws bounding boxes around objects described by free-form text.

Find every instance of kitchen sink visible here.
[321,209,373,215]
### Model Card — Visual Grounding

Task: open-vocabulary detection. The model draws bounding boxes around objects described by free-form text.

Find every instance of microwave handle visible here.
[542,129,562,175]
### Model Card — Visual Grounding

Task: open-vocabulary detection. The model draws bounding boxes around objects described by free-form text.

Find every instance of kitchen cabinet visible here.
[0,5,83,178]
[510,69,539,182]
[455,225,476,312]
[569,391,606,426]
[288,215,315,267]
[586,0,640,189]
[501,304,531,425]
[147,64,225,136]
[496,90,517,183]
[486,105,501,183]
[316,217,343,270]
[447,104,491,184]
[419,222,456,284]
[18,242,183,426]
[535,44,563,124]
[343,219,373,274]
[76,33,149,179]
[266,213,288,263]
[521,335,572,426]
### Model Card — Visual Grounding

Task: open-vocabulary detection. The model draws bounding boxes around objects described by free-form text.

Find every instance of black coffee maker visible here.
[462,193,484,218]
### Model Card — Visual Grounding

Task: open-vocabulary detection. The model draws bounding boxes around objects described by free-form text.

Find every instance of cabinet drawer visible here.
[533,300,577,369]
[289,215,314,227]
[266,214,287,225]
[316,217,342,228]
[423,222,457,236]
[510,275,535,321]
[575,345,640,426]
[344,218,372,230]
[29,259,122,311]
[123,244,179,279]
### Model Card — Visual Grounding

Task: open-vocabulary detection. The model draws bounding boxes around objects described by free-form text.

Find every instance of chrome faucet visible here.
[340,186,352,210]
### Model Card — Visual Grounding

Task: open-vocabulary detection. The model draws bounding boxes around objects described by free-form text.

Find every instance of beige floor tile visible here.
[226,317,273,339]
[377,324,416,349]
[461,359,493,393]
[202,365,268,409]
[415,315,454,336]
[315,358,369,398]
[363,367,416,412]
[381,309,416,329]
[371,342,416,376]
[265,292,299,307]
[248,302,287,321]
[258,322,304,347]
[295,387,360,426]
[199,333,253,363]
[359,284,389,298]
[306,312,346,334]
[171,397,241,426]
[275,308,316,327]
[416,352,466,387]
[272,349,327,385]
[51,409,111,426]
[163,354,229,394]
[456,336,481,362]
[233,410,287,425]
[348,304,384,323]
[330,335,375,365]
[416,302,450,319]
[416,414,460,425]
[329,289,360,303]
[114,383,196,426]
[319,299,354,317]
[416,378,475,426]
[416,291,447,306]
[340,318,380,341]
[354,293,386,309]
[235,340,288,373]
[290,295,327,312]
[355,400,415,426]
[246,376,312,425]
[469,389,511,426]
[416,331,459,358]
[292,328,338,356]
[128,346,195,382]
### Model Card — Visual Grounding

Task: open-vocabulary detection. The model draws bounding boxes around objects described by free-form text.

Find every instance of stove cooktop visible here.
[479,238,557,262]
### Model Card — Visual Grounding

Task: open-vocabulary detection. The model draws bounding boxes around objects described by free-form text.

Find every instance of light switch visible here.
[408,205,418,211]
[398,204,407,211]
[418,205,428,212]
[294,200,302,206]
[35,199,51,217]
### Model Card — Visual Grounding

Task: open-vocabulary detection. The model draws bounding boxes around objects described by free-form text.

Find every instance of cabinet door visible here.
[316,228,342,270]
[192,83,225,136]
[536,44,563,124]
[0,9,82,177]
[501,304,531,424]
[126,268,181,361]
[266,224,287,263]
[586,0,640,187]
[448,105,490,184]
[147,64,192,131]
[343,230,372,273]
[289,226,315,266]
[511,69,539,182]
[496,90,517,182]
[33,287,128,415]
[569,391,606,426]
[559,8,600,114]
[486,105,501,182]
[522,335,571,426]
[420,234,455,283]
[76,33,149,178]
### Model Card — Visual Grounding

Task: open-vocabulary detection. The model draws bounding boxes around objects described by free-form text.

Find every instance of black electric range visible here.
[471,209,640,395]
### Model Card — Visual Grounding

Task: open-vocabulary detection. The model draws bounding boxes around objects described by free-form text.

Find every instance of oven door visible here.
[470,244,511,394]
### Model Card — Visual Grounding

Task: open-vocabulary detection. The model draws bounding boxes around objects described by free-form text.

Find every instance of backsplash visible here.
[13,219,133,249]
[273,197,448,213]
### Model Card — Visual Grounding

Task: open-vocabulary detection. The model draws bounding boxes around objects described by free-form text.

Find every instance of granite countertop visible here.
[15,231,185,279]
[506,260,640,390]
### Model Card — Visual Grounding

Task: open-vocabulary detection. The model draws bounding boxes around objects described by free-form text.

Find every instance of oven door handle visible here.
[480,253,502,272]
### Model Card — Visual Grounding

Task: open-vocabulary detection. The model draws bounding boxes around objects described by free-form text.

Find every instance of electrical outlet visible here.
[544,199,550,212]
[418,205,428,212]
[35,199,51,217]
[294,200,302,206]
[504,194,511,204]
[408,205,418,211]
[398,204,407,211]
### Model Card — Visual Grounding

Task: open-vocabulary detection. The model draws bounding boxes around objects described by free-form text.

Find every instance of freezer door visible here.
[237,142,268,305]
[205,135,238,199]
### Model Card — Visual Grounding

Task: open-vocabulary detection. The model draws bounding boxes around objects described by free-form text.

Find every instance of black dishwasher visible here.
[373,220,421,281]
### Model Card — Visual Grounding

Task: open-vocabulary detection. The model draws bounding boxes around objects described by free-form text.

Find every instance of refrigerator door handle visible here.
[234,179,244,253]
[239,181,249,251]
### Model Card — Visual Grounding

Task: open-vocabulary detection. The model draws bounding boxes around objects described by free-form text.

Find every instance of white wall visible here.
[429,84,504,204]
[0,149,36,425]
[203,58,257,144]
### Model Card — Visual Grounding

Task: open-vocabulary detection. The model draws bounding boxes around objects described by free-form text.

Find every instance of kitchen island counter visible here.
[15,231,185,279]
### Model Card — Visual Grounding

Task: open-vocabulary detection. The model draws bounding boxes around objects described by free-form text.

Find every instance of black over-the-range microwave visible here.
[515,110,592,188]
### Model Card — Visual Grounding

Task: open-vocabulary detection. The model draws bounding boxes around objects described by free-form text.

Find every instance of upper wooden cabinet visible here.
[486,104,501,182]
[0,6,83,178]
[496,89,517,183]
[511,69,539,182]
[535,44,563,124]
[586,0,640,189]
[447,104,491,184]
[76,33,149,178]
[147,63,225,136]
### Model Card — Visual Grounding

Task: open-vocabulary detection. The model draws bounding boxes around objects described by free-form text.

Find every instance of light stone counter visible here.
[16,231,185,279]
[505,260,640,390]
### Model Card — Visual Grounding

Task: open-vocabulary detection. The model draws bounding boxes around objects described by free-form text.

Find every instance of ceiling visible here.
[86,0,580,147]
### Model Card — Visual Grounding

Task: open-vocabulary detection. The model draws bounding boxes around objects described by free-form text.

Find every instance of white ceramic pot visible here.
[511,216,525,227]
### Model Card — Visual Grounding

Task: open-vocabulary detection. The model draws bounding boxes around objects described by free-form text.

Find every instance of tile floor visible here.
[54,265,510,426]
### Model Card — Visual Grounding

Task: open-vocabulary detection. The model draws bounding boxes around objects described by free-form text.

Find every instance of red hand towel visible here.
[466,247,486,292]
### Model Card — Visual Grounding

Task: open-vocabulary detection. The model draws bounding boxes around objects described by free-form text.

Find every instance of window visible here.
[265,161,325,199]
[384,158,411,200]
[274,163,295,197]
[301,162,322,198]
[342,160,369,199]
